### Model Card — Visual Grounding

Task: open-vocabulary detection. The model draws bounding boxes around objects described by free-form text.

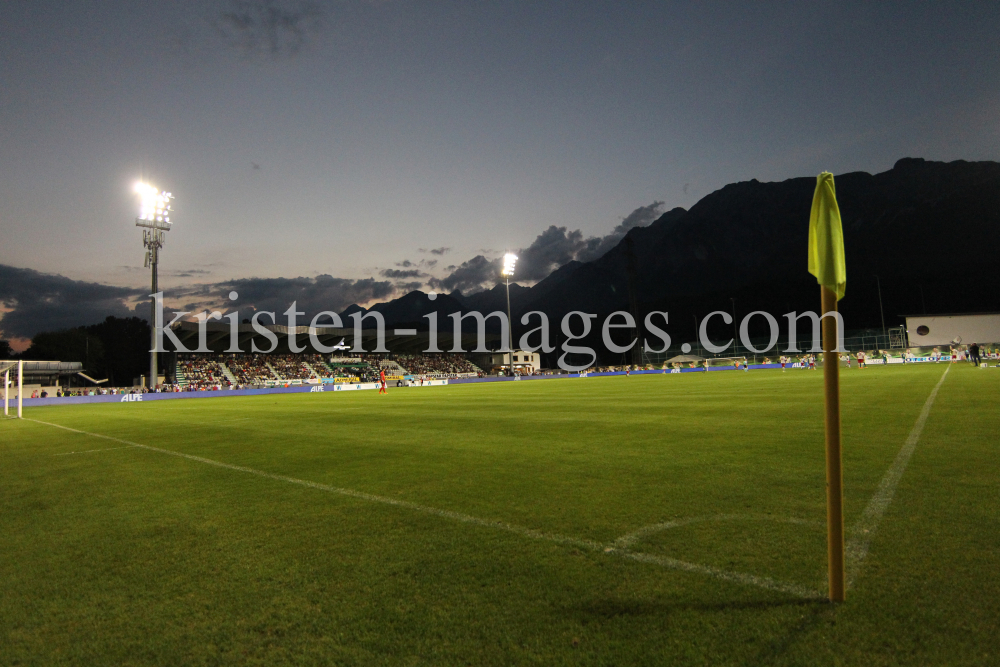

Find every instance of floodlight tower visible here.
[134,182,173,388]
[501,253,517,375]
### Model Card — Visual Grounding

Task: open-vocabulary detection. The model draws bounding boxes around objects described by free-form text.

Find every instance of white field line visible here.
[615,514,824,549]
[845,364,950,587]
[27,417,819,599]
[53,445,138,456]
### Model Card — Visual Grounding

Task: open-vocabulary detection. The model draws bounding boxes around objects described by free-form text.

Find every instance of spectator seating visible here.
[224,354,277,385]
[176,354,232,389]
[393,354,482,377]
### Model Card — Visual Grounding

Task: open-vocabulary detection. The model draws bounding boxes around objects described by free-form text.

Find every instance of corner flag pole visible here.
[821,285,844,601]
[808,172,847,602]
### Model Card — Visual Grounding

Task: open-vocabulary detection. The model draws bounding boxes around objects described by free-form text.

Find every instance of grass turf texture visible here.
[1,364,997,665]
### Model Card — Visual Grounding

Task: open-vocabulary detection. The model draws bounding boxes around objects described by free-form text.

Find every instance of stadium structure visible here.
[156,319,494,390]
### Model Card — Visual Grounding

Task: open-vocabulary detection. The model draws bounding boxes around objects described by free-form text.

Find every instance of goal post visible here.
[0,360,21,418]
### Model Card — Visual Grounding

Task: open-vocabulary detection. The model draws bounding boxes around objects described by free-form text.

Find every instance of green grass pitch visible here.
[1,363,998,665]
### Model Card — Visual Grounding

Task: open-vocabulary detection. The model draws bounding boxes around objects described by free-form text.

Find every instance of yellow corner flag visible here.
[808,172,847,300]
[809,171,847,603]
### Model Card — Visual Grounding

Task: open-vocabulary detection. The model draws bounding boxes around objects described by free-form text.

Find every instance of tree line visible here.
[0,316,151,386]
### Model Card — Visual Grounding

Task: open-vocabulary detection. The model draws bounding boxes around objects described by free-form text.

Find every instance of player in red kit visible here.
[379,369,388,394]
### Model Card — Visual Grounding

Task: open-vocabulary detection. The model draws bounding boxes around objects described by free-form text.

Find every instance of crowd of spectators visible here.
[394,354,482,377]
[268,354,317,381]
[225,354,277,385]
[177,354,232,389]
[166,352,490,386]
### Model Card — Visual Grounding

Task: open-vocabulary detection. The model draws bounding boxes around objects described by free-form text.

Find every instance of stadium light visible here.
[134,182,173,389]
[502,252,517,277]
[502,253,518,375]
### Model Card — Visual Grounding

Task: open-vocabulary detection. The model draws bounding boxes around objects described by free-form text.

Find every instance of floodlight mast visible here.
[134,183,173,389]
[501,253,517,375]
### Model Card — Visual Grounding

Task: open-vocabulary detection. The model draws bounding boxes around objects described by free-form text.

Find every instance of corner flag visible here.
[809,172,847,602]
[808,172,847,300]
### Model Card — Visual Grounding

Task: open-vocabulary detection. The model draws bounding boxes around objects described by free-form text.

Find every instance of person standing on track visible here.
[379,368,388,394]
[970,342,981,367]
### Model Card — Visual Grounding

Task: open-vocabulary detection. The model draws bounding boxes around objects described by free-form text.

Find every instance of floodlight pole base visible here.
[506,277,513,375]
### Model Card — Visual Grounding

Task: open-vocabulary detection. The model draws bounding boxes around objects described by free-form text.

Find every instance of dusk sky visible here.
[2,1,999,340]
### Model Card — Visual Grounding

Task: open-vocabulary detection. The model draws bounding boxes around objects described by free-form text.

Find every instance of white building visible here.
[905,313,1000,347]
[486,350,541,373]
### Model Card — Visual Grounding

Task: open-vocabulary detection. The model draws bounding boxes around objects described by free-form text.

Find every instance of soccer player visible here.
[379,368,388,395]
[780,355,786,372]
[856,350,866,369]
[743,356,749,372]
[809,355,816,370]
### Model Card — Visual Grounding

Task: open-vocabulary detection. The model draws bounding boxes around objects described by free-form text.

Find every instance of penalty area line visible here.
[26,417,819,599]
[845,364,950,587]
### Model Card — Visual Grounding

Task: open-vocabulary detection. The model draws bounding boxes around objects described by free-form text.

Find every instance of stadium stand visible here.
[303,354,337,379]
[176,354,232,389]
[225,354,277,386]
[327,356,380,382]
[394,353,482,377]
[169,352,484,386]
[268,354,318,381]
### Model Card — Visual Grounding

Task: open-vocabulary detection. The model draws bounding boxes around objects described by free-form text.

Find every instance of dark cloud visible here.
[515,225,589,282]
[428,255,500,295]
[380,268,425,279]
[214,274,396,319]
[393,258,437,271]
[432,201,665,293]
[0,264,143,339]
[167,268,213,278]
[0,263,402,338]
[429,247,451,255]
[575,201,665,263]
[214,0,326,57]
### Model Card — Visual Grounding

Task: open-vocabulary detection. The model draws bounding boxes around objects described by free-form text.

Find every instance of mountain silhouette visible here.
[356,157,1000,359]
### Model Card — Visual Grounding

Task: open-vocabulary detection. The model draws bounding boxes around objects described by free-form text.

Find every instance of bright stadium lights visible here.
[501,252,518,374]
[134,182,173,229]
[134,181,174,389]
[502,252,517,277]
